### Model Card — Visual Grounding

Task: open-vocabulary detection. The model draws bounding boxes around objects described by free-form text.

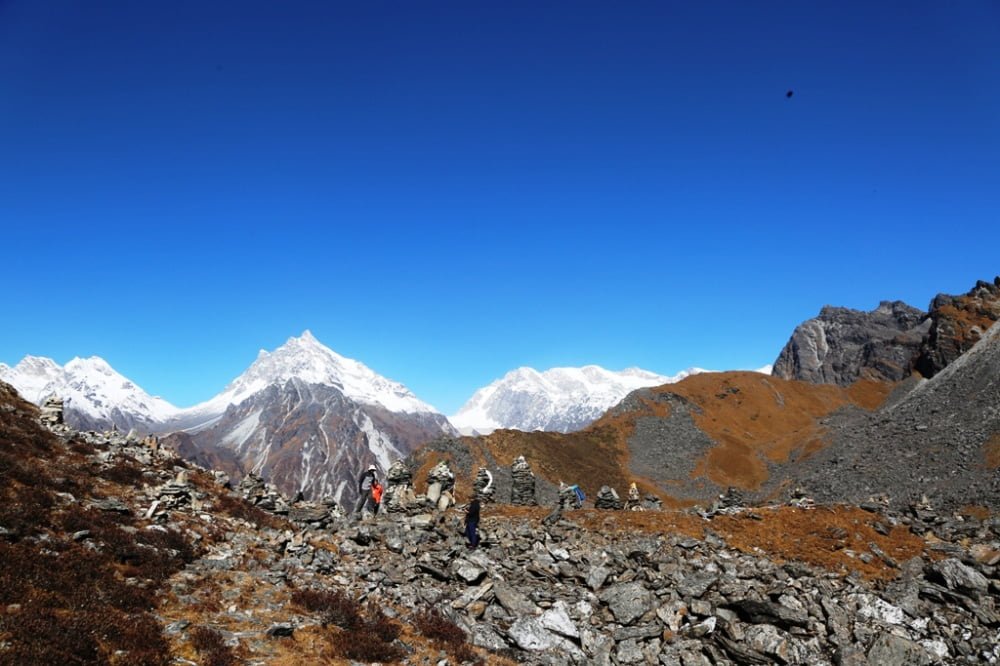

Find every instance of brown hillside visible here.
[649,372,892,489]
[414,372,893,505]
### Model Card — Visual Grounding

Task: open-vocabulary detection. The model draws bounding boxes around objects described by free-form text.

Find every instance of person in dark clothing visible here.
[464,499,481,549]
[355,464,378,517]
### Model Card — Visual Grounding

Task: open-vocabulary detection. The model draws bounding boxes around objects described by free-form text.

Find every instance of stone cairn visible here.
[238,473,290,514]
[473,467,495,503]
[153,469,196,514]
[595,485,623,510]
[641,493,663,511]
[558,483,582,510]
[288,496,345,529]
[425,460,455,511]
[623,482,642,511]
[384,459,417,513]
[39,395,64,426]
[510,455,537,506]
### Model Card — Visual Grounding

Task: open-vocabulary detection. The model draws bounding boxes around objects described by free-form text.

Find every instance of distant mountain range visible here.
[0,332,455,503]
[3,276,998,508]
[0,331,772,500]
[0,355,177,432]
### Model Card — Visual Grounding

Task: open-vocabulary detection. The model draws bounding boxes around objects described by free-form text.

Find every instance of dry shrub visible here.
[364,603,401,643]
[331,625,406,663]
[414,608,466,645]
[0,603,103,664]
[69,438,97,455]
[0,482,55,538]
[214,493,289,530]
[291,587,362,629]
[0,602,170,666]
[99,458,146,485]
[414,608,482,665]
[291,588,406,662]
[984,434,1000,469]
[0,389,182,665]
[190,626,237,666]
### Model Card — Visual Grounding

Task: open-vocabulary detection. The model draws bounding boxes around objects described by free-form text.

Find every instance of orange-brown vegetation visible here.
[212,492,293,531]
[984,433,1000,469]
[572,504,931,582]
[663,373,892,489]
[190,626,238,666]
[0,386,196,665]
[936,300,999,344]
[418,372,894,503]
[414,608,484,665]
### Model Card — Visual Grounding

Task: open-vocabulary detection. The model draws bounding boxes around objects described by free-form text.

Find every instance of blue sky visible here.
[2,1,998,414]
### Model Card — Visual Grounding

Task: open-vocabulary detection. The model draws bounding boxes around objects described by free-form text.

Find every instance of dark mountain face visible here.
[772,301,929,385]
[773,277,1000,386]
[187,378,454,505]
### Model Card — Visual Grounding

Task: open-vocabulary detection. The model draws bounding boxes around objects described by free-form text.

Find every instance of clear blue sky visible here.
[2,1,998,414]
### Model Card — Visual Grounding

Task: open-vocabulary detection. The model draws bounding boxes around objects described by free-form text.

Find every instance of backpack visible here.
[371,481,383,504]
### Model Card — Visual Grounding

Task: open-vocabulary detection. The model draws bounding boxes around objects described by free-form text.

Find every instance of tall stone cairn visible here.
[426,460,455,492]
[510,455,537,506]
[385,460,415,513]
[425,460,455,508]
[39,395,64,426]
[473,467,495,503]
[595,485,623,510]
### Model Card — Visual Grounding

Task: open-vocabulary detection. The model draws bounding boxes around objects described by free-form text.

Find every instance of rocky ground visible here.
[783,318,1000,511]
[2,381,999,665]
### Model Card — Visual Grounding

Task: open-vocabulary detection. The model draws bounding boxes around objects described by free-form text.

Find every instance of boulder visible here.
[599,582,655,625]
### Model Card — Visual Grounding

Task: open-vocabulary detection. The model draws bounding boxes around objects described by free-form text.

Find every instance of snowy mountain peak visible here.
[0,354,179,430]
[65,355,116,375]
[188,331,439,419]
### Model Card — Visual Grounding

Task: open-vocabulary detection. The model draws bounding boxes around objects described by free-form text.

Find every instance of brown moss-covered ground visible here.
[661,373,893,489]
[984,433,1000,469]
[417,372,894,503]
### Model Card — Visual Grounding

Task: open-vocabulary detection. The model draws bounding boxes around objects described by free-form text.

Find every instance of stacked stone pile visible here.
[384,459,417,513]
[473,467,495,503]
[641,494,663,511]
[426,460,456,511]
[559,484,581,510]
[154,469,197,513]
[511,455,537,505]
[287,500,344,529]
[39,395,64,426]
[238,473,290,514]
[595,485,623,510]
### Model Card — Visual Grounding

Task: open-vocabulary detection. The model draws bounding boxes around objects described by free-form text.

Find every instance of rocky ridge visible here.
[773,277,1000,386]
[772,301,929,386]
[2,381,999,665]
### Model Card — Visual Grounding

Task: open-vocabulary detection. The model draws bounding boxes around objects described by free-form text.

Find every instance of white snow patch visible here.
[221,410,261,448]
[355,411,402,472]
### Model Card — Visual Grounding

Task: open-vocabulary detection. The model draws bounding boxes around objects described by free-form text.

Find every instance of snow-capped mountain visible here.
[1,332,456,502]
[449,365,708,435]
[171,330,440,431]
[0,355,178,432]
[171,331,456,502]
